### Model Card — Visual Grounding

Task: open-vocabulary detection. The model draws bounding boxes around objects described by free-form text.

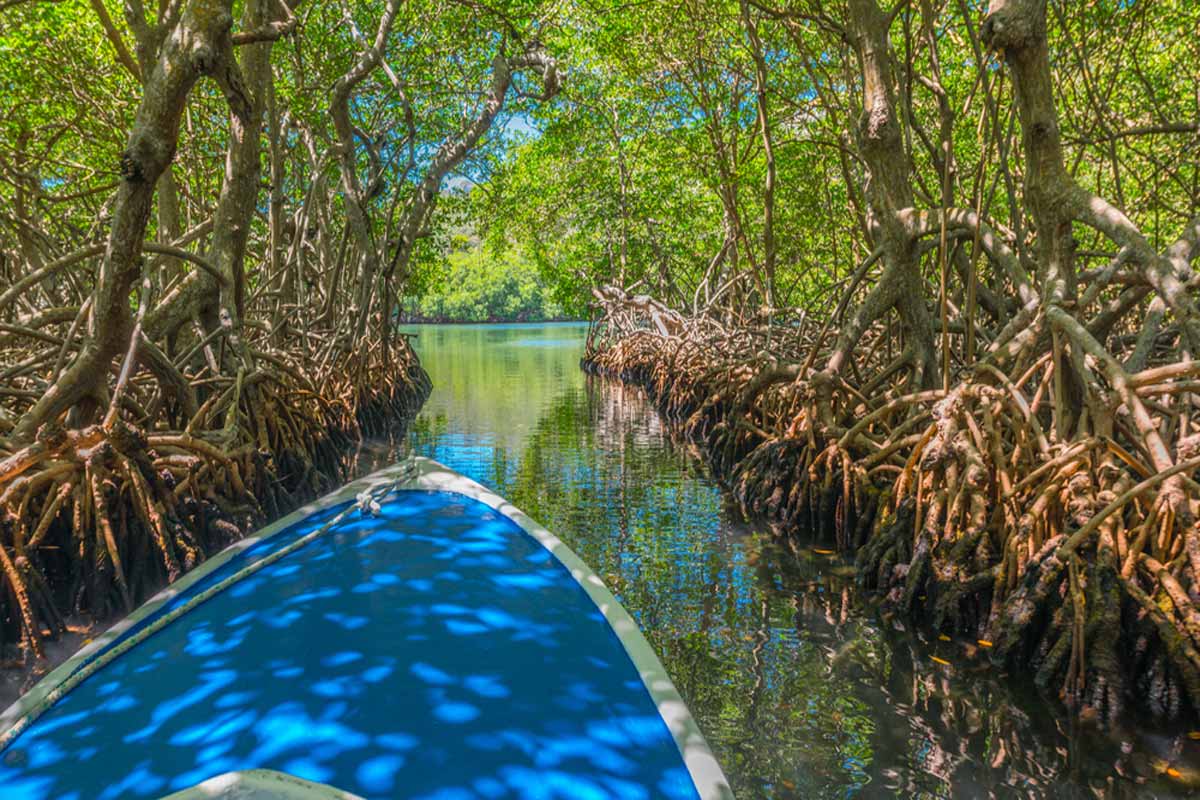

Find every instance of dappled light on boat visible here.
[0,491,699,800]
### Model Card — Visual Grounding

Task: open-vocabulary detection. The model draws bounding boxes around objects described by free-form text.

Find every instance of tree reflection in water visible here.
[403,323,1200,799]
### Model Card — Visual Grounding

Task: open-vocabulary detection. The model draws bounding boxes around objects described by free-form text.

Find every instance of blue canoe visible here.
[0,458,731,800]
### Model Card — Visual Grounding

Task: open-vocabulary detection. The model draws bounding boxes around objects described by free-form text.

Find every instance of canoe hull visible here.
[0,459,731,800]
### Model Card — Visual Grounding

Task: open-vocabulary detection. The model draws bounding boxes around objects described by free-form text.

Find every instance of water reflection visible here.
[403,323,1200,799]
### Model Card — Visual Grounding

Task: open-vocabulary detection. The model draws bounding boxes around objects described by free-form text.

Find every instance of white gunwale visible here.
[161,768,367,799]
[0,456,733,800]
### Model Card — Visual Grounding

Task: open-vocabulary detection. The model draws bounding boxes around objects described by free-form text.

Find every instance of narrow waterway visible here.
[397,323,1196,799]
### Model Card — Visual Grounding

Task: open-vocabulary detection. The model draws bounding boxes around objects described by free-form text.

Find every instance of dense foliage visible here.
[481,0,1199,320]
[408,245,566,322]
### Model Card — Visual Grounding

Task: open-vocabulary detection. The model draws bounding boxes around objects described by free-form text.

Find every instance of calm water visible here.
[396,323,1197,799]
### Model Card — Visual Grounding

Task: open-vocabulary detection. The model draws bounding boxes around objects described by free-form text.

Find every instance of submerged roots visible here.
[585,316,1200,724]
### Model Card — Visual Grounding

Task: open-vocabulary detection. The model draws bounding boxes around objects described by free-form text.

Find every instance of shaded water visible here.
[399,323,1198,799]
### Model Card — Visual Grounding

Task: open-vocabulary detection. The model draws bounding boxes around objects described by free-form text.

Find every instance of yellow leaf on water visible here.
[977,639,994,648]
[931,656,951,666]
[1188,731,1200,740]
[781,780,796,790]
[813,549,835,555]
[1167,767,1183,779]
[938,634,951,642]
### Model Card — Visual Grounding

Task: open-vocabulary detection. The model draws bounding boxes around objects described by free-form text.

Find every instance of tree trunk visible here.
[828,0,938,387]
[12,0,237,443]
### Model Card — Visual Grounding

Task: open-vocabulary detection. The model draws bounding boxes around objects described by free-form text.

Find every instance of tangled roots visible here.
[0,337,430,662]
[585,318,1200,725]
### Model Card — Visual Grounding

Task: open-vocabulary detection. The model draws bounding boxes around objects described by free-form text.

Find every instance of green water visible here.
[397,322,1195,799]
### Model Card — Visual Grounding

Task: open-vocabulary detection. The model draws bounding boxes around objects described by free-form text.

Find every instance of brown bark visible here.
[740,0,777,307]
[330,0,403,340]
[828,0,937,387]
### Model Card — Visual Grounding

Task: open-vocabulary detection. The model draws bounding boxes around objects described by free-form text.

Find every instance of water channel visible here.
[396,322,1197,799]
